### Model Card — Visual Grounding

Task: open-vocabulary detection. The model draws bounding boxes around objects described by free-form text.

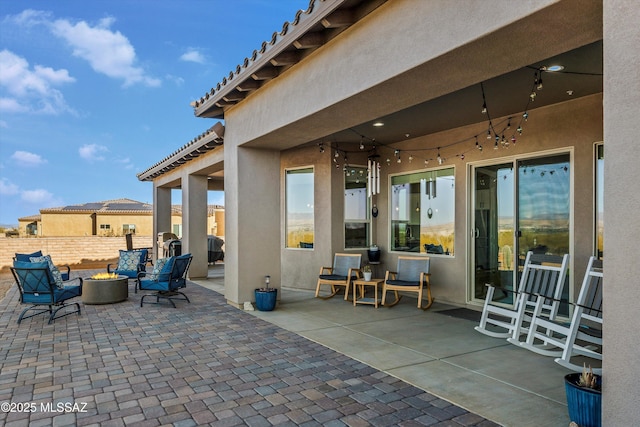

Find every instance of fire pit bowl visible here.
[82,273,128,305]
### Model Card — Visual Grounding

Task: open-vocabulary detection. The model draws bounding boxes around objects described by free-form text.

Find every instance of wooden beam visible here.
[251,67,279,81]
[293,32,325,49]
[222,91,245,102]
[321,9,354,28]
[236,79,260,92]
[270,51,299,67]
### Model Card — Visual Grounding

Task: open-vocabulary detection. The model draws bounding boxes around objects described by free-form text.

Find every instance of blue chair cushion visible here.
[29,255,64,288]
[22,284,82,304]
[15,250,43,262]
[385,279,421,287]
[319,274,358,281]
[116,250,143,272]
[147,257,170,280]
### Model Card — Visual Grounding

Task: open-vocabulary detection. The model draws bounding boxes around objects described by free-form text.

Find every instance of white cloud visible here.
[180,49,206,64]
[0,49,75,115]
[51,16,161,87]
[8,9,51,27]
[79,144,109,162]
[0,178,19,195]
[165,74,185,86]
[11,150,47,167]
[21,188,61,206]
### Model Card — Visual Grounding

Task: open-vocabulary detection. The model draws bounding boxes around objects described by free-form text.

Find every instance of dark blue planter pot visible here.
[255,289,277,311]
[564,373,602,427]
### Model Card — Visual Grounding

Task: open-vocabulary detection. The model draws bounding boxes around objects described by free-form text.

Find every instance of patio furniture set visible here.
[9,248,193,324]
[315,253,433,309]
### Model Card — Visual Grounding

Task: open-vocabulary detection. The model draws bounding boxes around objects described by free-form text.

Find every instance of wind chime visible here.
[367,158,380,197]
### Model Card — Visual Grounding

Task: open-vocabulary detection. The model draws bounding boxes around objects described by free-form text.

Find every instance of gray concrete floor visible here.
[195,264,572,427]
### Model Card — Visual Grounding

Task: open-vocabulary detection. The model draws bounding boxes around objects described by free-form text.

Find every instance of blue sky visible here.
[0,0,309,225]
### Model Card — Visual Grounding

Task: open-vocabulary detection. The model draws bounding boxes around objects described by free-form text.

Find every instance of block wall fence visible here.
[0,236,153,271]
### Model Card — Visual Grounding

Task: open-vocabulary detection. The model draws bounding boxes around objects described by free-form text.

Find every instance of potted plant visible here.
[254,275,277,311]
[564,364,601,427]
[362,264,372,281]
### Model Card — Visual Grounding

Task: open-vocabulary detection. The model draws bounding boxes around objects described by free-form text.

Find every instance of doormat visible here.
[435,308,482,322]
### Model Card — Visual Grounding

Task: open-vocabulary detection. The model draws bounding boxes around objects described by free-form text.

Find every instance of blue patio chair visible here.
[138,253,192,308]
[14,251,71,281]
[382,256,433,309]
[315,253,362,300]
[107,248,150,292]
[10,261,83,324]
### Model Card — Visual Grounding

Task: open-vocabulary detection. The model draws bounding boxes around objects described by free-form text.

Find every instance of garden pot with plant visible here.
[362,264,372,281]
[255,275,277,311]
[565,364,601,427]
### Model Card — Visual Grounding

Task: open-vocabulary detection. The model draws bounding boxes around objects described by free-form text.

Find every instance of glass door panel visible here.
[472,153,571,308]
[473,163,515,302]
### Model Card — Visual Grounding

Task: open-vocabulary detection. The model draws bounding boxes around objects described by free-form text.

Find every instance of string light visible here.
[330,68,546,169]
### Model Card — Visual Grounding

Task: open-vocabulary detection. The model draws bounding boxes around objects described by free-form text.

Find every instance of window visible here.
[123,224,136,235]
[390,167,455,255]
[345,166,369,248]
[100,224,111,230]
[286,167,314,248]
[595,143,603,259]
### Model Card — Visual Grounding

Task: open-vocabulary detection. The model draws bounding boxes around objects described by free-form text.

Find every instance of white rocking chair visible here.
[518,256,603,373]
[475,251,570,342]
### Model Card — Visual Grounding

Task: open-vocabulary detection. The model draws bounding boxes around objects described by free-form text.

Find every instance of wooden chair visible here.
[382,256,432,309]
[518,256,603,373]
[475,251,570,342]
[315,253,361,300]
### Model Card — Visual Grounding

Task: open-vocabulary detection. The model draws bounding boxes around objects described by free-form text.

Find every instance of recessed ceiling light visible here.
[546,65,564,72]
[373,122,384,127]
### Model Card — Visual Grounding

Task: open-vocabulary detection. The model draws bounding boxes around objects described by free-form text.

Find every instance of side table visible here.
[352,278,384,307]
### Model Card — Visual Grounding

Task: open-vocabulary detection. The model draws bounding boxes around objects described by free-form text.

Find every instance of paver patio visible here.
[0,271,499,427]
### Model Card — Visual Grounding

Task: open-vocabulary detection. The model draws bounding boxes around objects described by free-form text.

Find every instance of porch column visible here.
[153,185,172,262]
[225,144,280,307]
[603,1,640,425]
[182,174,208,278]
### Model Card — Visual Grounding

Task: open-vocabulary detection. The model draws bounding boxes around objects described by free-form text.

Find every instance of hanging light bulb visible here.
[437,148,443,165]
[487,128,492,139]
[507,118,512,129]
[460,154,465,161]
[517,125,523,135]
[397,156,402,163]
[424,160,429,167]
[481,101,487,114]
[359,138,365,150]
[537,75,543,90]
[511,136,517,145]
[408,155,413,163]
[494,140,499,150]
[334,150,340,158]
[523,111,529,121]
[319,143,325,153]
[530,91,536,101]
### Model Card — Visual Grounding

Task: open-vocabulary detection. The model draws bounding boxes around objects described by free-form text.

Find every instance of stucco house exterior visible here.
[17,198,224,238]
[137,1,640,425]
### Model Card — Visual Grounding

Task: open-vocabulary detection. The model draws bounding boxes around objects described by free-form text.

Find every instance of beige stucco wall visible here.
[278,94,602,303]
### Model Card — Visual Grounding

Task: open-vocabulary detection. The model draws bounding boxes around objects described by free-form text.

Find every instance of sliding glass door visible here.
[471,152,571,305]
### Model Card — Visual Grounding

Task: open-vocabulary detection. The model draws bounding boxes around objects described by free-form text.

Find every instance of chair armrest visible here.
[58,264,71,275]
[319,266,333,274]
[485,283,517,295]
[107,263,115,273]
[384,271,397,281]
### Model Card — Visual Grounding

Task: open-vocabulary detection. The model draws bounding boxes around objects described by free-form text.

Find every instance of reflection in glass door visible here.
[472,153,571,306]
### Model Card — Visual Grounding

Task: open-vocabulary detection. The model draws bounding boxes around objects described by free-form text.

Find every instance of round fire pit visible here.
[82,275,128,305]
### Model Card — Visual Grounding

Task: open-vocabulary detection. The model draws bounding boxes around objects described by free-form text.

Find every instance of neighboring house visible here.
[17,199,224,237]
[136,1,639,425]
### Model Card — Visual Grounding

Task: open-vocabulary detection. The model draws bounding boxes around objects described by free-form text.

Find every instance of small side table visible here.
[352,278,384,307]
